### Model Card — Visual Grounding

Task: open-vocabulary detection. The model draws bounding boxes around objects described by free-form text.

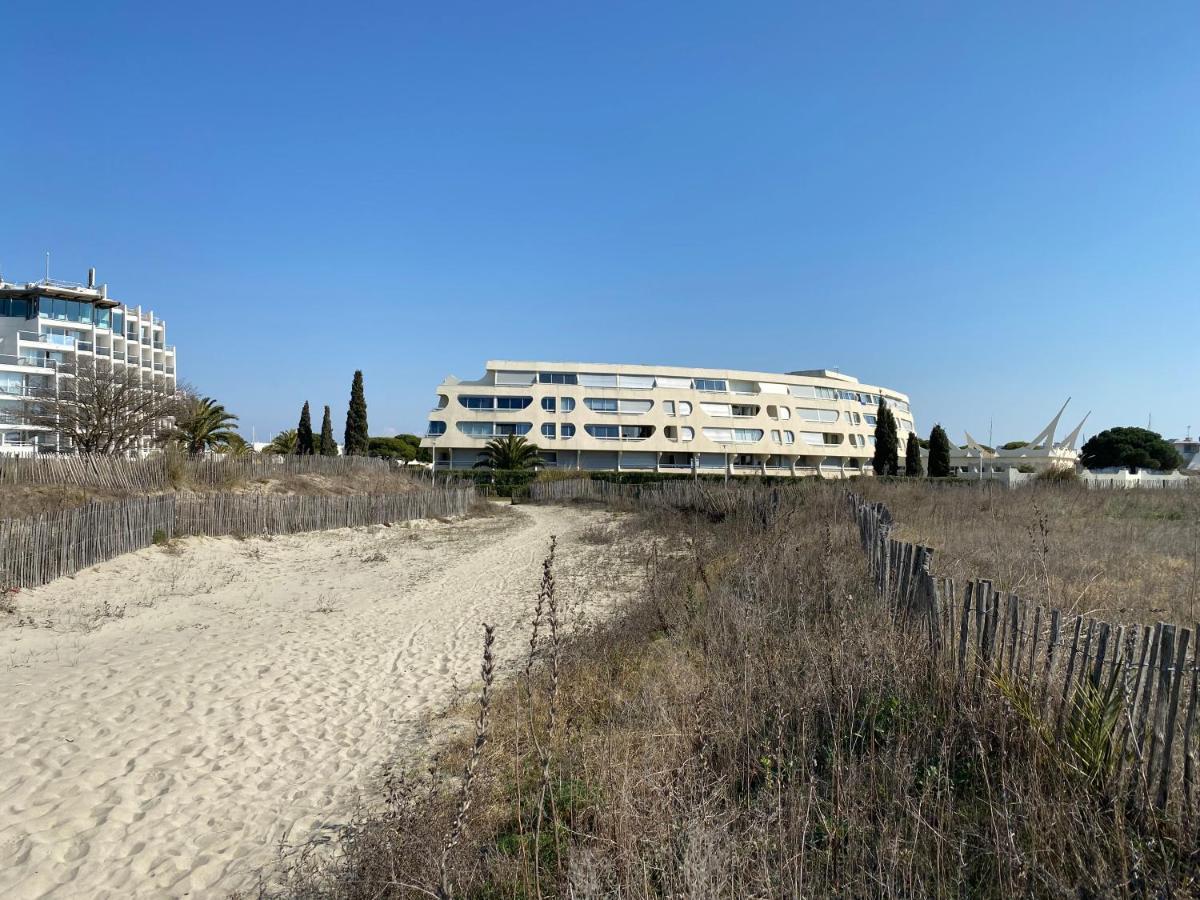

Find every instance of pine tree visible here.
[344,370,369,456]
[905,431,923,477]
[928,425,953,478]
[872,399,899,477]
[296,401,315,456]
[319,405,337,456]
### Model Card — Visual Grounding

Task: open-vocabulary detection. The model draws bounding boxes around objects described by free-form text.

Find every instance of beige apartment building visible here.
[421,360,915,477]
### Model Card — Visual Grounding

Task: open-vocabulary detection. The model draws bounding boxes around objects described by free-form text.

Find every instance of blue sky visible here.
[3,2,1198,444]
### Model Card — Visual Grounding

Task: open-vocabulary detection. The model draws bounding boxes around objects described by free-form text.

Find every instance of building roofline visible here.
[479,359,908,397]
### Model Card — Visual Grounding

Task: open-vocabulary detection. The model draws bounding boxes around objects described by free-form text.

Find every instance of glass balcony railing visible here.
[77,342,93,353]
[154,363,165,372]
[153,340,164,349]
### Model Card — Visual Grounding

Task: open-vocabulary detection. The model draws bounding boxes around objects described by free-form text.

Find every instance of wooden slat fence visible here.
[850,491,1200,818]
[533,478,1200,819]
[0,486,474,589]
[0,453,399,492]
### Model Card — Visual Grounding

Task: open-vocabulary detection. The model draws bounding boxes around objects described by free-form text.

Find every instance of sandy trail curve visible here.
[0,502,625,899]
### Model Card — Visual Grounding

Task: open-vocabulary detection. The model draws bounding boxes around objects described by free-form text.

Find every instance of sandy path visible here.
[0,502,625,899]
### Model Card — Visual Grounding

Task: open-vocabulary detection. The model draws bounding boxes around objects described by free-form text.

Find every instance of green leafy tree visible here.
[319,405,338,456]
[344,371,369,456]
[928,424,953,477]
[1081,427,1183,472]
[872,399,899,477]
[265,428,298,455]
[296,402,315,456]
[173,395,240,455]
[1002,440,1030,450]
[368,434,429,462]
[905,431,923,477]
[473,434,541,470]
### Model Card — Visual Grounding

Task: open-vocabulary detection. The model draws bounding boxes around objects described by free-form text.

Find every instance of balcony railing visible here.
[154,363,165,372]
[77,341,93,353]
[153,340,164,349]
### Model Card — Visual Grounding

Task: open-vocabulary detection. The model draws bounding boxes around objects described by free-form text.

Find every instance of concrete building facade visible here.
[421,360,915,477]
[0,270,178,456]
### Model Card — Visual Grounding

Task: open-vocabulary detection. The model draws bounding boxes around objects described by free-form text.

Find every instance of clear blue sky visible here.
[3,3,1198,444]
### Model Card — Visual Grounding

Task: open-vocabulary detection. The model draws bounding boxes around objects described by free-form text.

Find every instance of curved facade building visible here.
[421,360,915,478]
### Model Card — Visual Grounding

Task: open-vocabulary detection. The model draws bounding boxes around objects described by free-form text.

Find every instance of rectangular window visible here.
[495,371,536,385]
[495,422,531,436]
[538,372,578,385]
[457,422,493,436]
[495,396,531,410]
[693,378,727,392]
[617,374,654,389]
[579,373,618,387]
[462,396,495,409]
[796,408,839,423]
[541,423,556,439]
[585,398,619,412]
[700,402,732,417]
[654,376,691,390]
[586,424,620,439]
[541,396,556,412]
[663,400,675,416]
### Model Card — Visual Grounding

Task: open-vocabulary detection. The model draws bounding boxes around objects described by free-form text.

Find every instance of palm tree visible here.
[265,428,298,455]
[474,434,541,470]
[218,433,252,456]
[173,395,240,455]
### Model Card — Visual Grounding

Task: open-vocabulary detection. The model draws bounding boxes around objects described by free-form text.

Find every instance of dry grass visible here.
[0,468,422,521]
[856,481,1200,625]
[257,484,1200,899]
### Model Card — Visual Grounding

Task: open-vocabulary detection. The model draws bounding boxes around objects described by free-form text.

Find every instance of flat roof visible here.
[480,359,909,400]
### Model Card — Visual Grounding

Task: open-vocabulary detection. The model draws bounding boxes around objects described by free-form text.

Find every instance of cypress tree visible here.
[344,370,369,456]
[872,399,899,477]
[928,424,952,478]
[905,431,923,477]
[319,405,337,456]
[296,401,315,456]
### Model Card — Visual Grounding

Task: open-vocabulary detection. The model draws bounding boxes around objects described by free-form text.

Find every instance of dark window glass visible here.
[427,420,447,436]
[112,311,124,333]
[541,397,556,412]
[561,424,576,438]
[495,396,532,410]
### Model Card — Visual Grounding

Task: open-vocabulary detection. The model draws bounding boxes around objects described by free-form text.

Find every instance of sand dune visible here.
[0,502,624,899]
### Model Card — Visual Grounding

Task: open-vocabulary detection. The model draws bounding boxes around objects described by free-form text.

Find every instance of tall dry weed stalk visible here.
[437,622,495,900]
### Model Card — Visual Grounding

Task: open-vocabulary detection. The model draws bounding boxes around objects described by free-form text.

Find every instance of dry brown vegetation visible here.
[0,466,421,521]
[857,481,1200,626]
[258,483,1200,899]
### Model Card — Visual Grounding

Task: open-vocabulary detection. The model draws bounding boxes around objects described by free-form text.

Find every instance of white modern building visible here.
[421,360,915,477]
[0,270,178,456]
[1171,434,1200,472]
[938,400,1088,478]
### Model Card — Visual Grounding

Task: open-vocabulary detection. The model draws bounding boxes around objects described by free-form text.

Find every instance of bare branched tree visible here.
[30,360,183,455]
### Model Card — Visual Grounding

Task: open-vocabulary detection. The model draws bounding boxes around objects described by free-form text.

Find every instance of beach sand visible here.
[0,501,625,898]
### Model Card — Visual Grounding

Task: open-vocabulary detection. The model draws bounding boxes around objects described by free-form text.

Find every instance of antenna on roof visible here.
[44,251,50,283]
